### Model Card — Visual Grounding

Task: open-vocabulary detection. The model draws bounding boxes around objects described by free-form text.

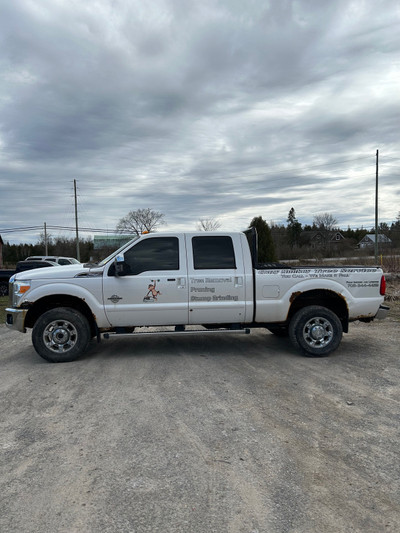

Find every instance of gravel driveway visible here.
[1,318,399,533]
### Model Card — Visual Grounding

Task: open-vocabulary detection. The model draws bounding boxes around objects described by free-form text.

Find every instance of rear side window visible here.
[192,236,236,270]
[123,237,179,275]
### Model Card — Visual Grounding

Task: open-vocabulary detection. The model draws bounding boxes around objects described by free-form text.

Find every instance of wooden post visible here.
[74,179,80,262]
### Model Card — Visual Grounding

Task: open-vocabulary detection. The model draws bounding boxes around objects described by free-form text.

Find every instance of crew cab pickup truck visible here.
[6,231,389,363]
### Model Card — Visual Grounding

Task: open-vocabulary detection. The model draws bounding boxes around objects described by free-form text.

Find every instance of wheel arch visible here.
[288,289,349,332]
[25,295,97,336]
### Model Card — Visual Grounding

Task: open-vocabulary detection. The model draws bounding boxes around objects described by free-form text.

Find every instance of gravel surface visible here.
[0,318,399,533]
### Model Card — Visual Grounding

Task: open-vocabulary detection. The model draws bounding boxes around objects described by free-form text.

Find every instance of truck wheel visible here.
[289,306,342,357]
[32,307,91,363]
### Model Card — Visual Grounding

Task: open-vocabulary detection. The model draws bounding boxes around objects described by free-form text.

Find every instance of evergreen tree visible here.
[249,216,276,262]
[286,207,302,248]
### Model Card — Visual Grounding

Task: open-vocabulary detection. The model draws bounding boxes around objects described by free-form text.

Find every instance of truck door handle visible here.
[177,277,186,289]
[235,276,243,287]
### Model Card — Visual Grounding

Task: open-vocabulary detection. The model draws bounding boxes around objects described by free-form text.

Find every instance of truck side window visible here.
[192,236,236,269]
[122,237,179,275]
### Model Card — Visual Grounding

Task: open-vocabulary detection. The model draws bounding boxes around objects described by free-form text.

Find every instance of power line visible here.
[0,226,44,233]
[0,225,132,234]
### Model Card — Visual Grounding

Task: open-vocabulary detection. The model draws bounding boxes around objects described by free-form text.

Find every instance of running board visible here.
[103,328,250,339]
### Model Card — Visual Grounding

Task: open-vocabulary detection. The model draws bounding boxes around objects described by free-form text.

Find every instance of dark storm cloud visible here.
[0,0,399,243]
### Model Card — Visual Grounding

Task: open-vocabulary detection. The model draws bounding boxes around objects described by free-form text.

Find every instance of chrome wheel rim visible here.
[302,316,333,348]
[43,320,78,353]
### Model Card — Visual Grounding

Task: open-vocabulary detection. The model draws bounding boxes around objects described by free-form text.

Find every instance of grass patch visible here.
[385,280,400,321]
[387,300,400,321]
[0,296,8,324]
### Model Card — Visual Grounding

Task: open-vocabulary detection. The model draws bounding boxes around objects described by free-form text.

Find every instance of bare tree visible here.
[313,213,338,232]
[116,208,166,235]
[313,212,338,248]
[38,232,54,249]
[197,218,221,231]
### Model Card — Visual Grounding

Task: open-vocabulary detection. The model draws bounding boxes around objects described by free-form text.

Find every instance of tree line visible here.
[2,208,399,267]
[261,208,400,261]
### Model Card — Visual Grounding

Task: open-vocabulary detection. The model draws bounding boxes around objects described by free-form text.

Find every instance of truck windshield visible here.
[97,237,140,267]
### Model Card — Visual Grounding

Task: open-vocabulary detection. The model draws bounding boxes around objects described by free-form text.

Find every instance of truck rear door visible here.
[186,234,247,325]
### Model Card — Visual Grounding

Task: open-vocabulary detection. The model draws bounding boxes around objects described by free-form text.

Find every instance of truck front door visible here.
[103,235,188,327]
[186,234,246,325]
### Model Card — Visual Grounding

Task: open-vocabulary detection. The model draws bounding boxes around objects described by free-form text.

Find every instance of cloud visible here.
[0,0,399,244]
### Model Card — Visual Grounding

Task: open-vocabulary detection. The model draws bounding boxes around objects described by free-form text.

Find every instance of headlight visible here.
[12,280,31,306]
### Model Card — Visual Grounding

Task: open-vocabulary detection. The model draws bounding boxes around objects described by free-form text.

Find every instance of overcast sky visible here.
[1,0,399,244]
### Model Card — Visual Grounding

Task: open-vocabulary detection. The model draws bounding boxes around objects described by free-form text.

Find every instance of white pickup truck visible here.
[6,230,389,363]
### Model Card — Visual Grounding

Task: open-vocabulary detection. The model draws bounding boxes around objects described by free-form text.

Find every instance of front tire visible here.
[289,306,342,357]
[32,307,91,363]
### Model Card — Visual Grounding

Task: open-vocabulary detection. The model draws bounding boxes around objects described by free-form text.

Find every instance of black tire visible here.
[267,325,289,337]
[0,281,8,297]
[32,307,91,363]
[289,305,342,357]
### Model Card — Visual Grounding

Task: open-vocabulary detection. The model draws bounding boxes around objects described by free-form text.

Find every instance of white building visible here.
[358,234,392,248]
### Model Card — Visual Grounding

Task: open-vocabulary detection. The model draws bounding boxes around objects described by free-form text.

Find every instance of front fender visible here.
[18,281,110,327]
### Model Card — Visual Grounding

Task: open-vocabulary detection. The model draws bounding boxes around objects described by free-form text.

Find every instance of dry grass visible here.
[385,279,400,321]
[0,296,8,324]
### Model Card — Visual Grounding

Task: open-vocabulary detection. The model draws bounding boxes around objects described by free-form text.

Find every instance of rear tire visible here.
[32,307,91,363]
[289,306,342,357]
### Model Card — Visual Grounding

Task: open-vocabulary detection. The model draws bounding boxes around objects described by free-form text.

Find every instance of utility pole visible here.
[74,179,80,261]
[44,222,48,255]
[374,150,379,262]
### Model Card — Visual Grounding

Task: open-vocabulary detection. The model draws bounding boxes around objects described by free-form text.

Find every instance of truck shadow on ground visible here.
[80,322,389,366]
[80,328,370,364]
[82,329,297,362]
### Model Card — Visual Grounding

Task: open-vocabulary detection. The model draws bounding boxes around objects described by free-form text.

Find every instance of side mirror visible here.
[114,254,128,276]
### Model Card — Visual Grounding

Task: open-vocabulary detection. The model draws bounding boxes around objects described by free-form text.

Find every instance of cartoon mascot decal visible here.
[143,280,161,302]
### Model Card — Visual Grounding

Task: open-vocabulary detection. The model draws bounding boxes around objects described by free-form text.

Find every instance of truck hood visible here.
[13,264,104,281]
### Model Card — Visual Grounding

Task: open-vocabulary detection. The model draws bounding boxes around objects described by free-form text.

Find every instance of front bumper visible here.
[375,304,390,320]
[5,308,28,333]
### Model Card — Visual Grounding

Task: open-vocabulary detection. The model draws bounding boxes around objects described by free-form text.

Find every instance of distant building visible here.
[301,230,345,249]
[93,234,136,250]
[358,234,392,248]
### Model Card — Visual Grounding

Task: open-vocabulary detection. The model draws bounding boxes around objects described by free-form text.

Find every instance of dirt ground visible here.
[0,309,399,533]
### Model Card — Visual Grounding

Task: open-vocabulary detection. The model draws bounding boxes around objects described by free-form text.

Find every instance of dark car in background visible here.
[0,260,60,296]
[15,260,60,272]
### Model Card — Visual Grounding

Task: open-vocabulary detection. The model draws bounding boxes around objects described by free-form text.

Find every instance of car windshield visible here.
[97,236,140,267]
